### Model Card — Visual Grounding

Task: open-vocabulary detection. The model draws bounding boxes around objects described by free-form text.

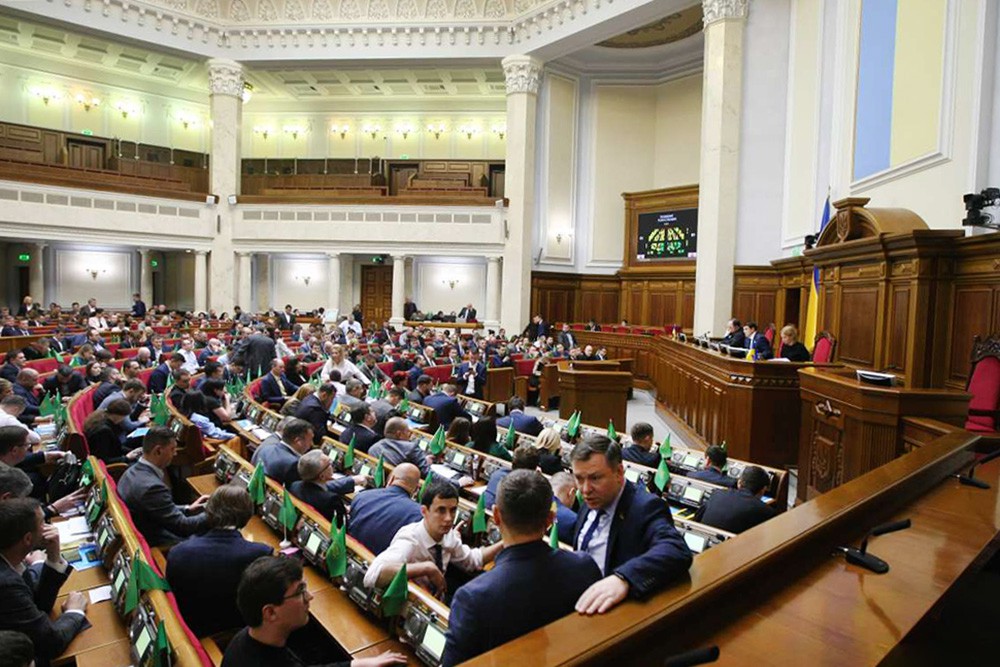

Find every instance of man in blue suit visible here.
[688,444,738,488]
[148,352,184,395]
[165,485,272,637]
[258,358,300,406]
[422,384,470,429]
[442,470,601,666]
[621,422,661,468]
[495,396,543,437]
[250,418,314,486]
[293,383,336,445]
[742,321,773,360]
[570,435,692,615]
[455,349,487,399]
[483,445,539,510]
[347,462,422,555]
[550,471,579,545]
[288,451,365,525]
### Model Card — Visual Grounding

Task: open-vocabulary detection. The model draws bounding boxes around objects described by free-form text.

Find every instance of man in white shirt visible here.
[339,314,363,337]
[177,338,200,374]
[363,481,503,598]
[0,396,40,446]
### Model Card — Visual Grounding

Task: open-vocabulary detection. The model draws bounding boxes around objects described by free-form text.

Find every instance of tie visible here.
[579,509,605,552]
[432,543,444,572]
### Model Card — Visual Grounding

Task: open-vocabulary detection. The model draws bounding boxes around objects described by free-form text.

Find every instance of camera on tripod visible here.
[962,187,1000,229]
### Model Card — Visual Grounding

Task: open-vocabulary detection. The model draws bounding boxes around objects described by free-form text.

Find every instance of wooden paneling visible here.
[946,287,994,386]
[886,285,910,372]
[838,288,879,366]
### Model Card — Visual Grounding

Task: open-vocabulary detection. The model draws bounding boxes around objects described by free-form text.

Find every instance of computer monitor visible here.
[683,532,707,554]
[682,486,704,504]
[421,624,447,661]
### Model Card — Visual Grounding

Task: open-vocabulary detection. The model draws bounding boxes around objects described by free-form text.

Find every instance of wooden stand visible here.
[558,365,631,430]
[797,367,971,501]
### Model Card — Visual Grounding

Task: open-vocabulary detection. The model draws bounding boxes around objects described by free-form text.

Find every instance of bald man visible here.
[347,462,423,555]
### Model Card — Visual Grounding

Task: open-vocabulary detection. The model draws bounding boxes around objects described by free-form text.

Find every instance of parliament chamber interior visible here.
[0,0,999,665]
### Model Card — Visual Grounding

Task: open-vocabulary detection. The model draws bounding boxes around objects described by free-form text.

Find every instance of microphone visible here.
[664,646,720,667]
[954,448,1000,490]
[836,518,911,574]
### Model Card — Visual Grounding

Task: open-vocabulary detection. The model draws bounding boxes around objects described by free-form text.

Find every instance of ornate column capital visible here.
[207,58,245,98]
[501,55,543,95]
[327,252,341,260]
[702,0,749,26]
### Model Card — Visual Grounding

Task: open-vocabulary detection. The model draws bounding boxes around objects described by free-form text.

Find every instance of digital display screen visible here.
[624,469,639,483]
[410,408,422,419]
[359,464,371,477]
[468,402,483,414]
[683,487,704,503]
[452,453,465,466]
[636,209,698,260]
[305,532,322,556]
[98,526,110,548]
[113,568,126,593]
[422,624,446,659]
[684,533,707,553]
[135,626,152,657]
[417,439,429,451]
[682,454,702,468]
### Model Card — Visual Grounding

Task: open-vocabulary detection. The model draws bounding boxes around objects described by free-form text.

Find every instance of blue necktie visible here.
[579,509,605,552]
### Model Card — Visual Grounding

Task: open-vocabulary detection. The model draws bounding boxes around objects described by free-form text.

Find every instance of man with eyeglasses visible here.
[223,556,405,667]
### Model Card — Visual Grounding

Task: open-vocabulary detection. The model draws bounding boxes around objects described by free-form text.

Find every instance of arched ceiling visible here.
[597,4,702,49]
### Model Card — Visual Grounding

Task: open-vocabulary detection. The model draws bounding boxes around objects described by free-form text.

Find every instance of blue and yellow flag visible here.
[803,193,831,350]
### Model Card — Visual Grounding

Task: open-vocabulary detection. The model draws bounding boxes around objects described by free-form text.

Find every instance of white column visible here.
[193,251,208,313]
[327,253,341,317]
[256,255,270,312]
[138,247,153,307]
[237,252,252,313]
[694,0,748,335]
[29,242,46,306]
[390,254,406,326]
[485,256,501,330]
[500,55,542,334]
[207,59,244,311]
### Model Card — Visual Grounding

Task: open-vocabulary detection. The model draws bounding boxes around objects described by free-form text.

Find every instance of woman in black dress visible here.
[778,325,811,362]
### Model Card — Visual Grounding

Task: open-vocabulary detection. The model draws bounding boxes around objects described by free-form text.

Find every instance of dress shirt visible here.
[363,520,483,589]
[1,555,84,619]
[321,358,370,385]
[576,482,626,575]
[178,349,199,373]
[0,411,40,444]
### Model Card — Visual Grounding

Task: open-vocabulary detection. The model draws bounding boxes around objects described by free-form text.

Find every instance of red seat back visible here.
[514,359,535,376]
[25,358,58,374]
[424,364,455,384]
[763,325,776,344]
[813,337,833,363]
[117,347,140,359]
[377,361,395,377]
[966,356,1000,433]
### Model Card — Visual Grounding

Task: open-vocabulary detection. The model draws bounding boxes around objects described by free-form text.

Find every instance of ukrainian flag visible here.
[803,194,830,352]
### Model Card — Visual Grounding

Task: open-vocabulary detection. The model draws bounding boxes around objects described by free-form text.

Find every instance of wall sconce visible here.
[253,125,272,140]
[395,123,415,140]
[458,124,480,140]
[491,123,507,140]
[427,122,447,140]
[283,124,305,140]
[361,123,382,139]
[178,113,199,130]
[30,86,62,105]
[114,100,139,118]
[74,93,101,112]
[85,268,107,280]
[331,124,350,139]
[295,275,312,286]
[441,278,460,290]
[241,82,254,104]
[555,230,573,244]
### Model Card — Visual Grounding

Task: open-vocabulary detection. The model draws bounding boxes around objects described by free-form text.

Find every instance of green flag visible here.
[417,475,431,503]
[151,394,168,426]
[247,462,266,505]
[69,356,81,367]
[575,488,584,508]
[87,481,105,523]
[39,394,55,417]
[399,397,410,414]
[381,564,408,617]
[153,619,170,667]
[279,488,298,530]
[165,372,174,389]
[489,441,512,461]
[429,426,446,456]
[344,437,356,469]
[80,458,94,488]
[367,382,379,399]
[504,423,516,450]
[325,520,348,578]
[373,454,385,488]
[720,440,727,451]
[549,520,559,550]
[659,433,673,458]
[124,555,171,614]
[607,419,617,441]
[566,411,581,438]
[654,456,671,492]
[472,493,487,534]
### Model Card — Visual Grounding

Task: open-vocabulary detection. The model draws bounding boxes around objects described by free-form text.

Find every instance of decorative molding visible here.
[207,58,245,97]
[702,0,749,26]
[502,55,543,95]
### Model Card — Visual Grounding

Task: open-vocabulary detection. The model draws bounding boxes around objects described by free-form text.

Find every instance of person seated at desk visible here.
[445,417,471,447]
[0,398,40,447]
[224,556,405,667]
[337,379,368,413]
[320,344,369,386]
[406,374,433,405]
[742,321,773,360]
[0,352,25,383]
[442,471,600,666]
[180,391,237,443]
[148,352,185,395]
[339,405,380,453]
[0,426,67,503]
[363,481,503,599]
[533,428,564,475]
[423,384,470,429]
[98,379,150,442]
[468,416,498,455]
[0,498,89,665]
[777,324,810,362]
[688,445,737,488]
[167,368,192,409]
[11,371,44,426]
[484,445,540,510]
[720,318,745,347]
[250,419,314,486]
[695,465,777,534]
[621,422,660,468]
[117,426,210,547]
[82,399,143,464]
[259,359,300,407]
[495,396,543,437]
[40,366,85,402]
[0,630,33,667]
[289,450,366,525]
[368,418,430,477]
[348,463,422,555]
[166,485,273,637]
[550,471,579,545]
[570,435,692,615]
[294,383,336,446]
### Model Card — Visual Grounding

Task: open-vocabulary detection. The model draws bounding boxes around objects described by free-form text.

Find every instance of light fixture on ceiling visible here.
[30,86,62,105]
[331,123,350,139]
[114,100,139,118]
[492,123,507,141]
[242,82,254,104]
[427,122,447,140]
[395,122,415,140]
[253,125,272,140]
[361,122,382,140]
[458,124,480,140]
[441,278,460,290]
[74,92,101,112]
[283,124,305,140]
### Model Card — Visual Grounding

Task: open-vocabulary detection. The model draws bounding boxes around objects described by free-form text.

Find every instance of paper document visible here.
[89,585,114,604]
[56,517,92,543]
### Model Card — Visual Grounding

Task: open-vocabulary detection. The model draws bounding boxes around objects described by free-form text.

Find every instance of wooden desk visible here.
[354,638,423,664]
[404,321,484,331]
[74,639,134,667]
[51,597,129,664]
[557,365,631,429]
[62,564,110,595]
[798,367,971,500]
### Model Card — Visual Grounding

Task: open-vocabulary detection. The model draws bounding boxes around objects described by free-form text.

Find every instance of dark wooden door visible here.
[67,140,105,170]
[361,265,393,325]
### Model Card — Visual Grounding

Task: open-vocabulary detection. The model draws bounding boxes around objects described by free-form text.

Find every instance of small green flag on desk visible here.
[659,433,673,459]
[247,462,266,505]
[279,488,298,531]
[80,458,95,488]
[367,382,379,399]
[399,398,410,414]
[417,475,431,502]
[429,426,446,456]
[344,435,356,469]
[566,411,581,438]
[39,394,55,417]
[575,488,584,508]
[489,440,512,461]
[325,520,348,578]
[549,521,559,550]
[472,493,487,534]
[381,564,408,617]
[153,619,170,667]
[124,554,171,614]
[505,423,517,450]
[607,419,617,441]
[374,454,385,488]
[654,456,671,493]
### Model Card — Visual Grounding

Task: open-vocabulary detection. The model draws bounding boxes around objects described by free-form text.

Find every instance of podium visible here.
[797,367,971,500]
[558,362,632,429]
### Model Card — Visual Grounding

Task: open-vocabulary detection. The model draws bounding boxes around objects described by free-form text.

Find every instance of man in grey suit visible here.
[249,418,314,486]
[0,498,88,665]
[117,426,210,547]
[369,417,430,477]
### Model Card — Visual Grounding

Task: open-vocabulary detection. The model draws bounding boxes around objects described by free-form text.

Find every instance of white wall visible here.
[539,73,579,264]
[271,256,329,312]
[162,252,195,312]
[413,257,486,316]
[52,246,135,309]
[653,75,703,187]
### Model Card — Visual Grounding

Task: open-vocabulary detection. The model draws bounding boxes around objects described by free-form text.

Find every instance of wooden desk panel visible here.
[74,638,134,667]
[62,564,110,594]
[309,588,389,654]
[51,597,128,663]
[353,637,422,664]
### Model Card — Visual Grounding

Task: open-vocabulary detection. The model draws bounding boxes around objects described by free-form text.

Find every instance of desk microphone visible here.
[664,645,720,667]
[955,448,1000,490]
[836,518,911,574]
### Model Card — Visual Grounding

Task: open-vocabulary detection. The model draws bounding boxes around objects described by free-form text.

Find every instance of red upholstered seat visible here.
[105,343,120,356]
[117,347,140,359]
[966,355,1000,433]
[571,324,585,330]
[813,333,836,363]
[424,364,455,384]
[377,361,396,377]
[304,360,325,376]
[514,359,536,376]
[763,325,776,345]
[138,368,154,388]
[25,358,58,374]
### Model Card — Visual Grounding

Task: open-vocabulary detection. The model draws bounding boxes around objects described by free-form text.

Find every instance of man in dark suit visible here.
[250,419,314,486]
[720,318,745,348]
[91,366,122,407]
[148,352,185,395]
[347,462,423,555]
[423,384,471,429]
[688,445,738,489]
[551,471,579,545]
[558,323,578,350]
[11,370,42,423]
[369,418,430,477]
[258,358,299,406]
[117,426,211,546]
[407,374,433,406]
[455,350,487,399]
[570,435,692,614]
[47,328,72,356]
[0,498,89,665]
[288,450,365,525]
[484,445,539,510]
[165,485,272,637]
[621,422,660,468]
[0,352,25,383]
[0,318,30,337]
[294,383,336,445]
[231,329,277,378]
[131,292,147,318]
[41,366,86,401]
[278,304,296,330]
[495,396,543,437]
[695,466,777,533]
[742,321,773,360]
[340,405,381,453]
[442,470,600,666]
[458,303,477,321]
